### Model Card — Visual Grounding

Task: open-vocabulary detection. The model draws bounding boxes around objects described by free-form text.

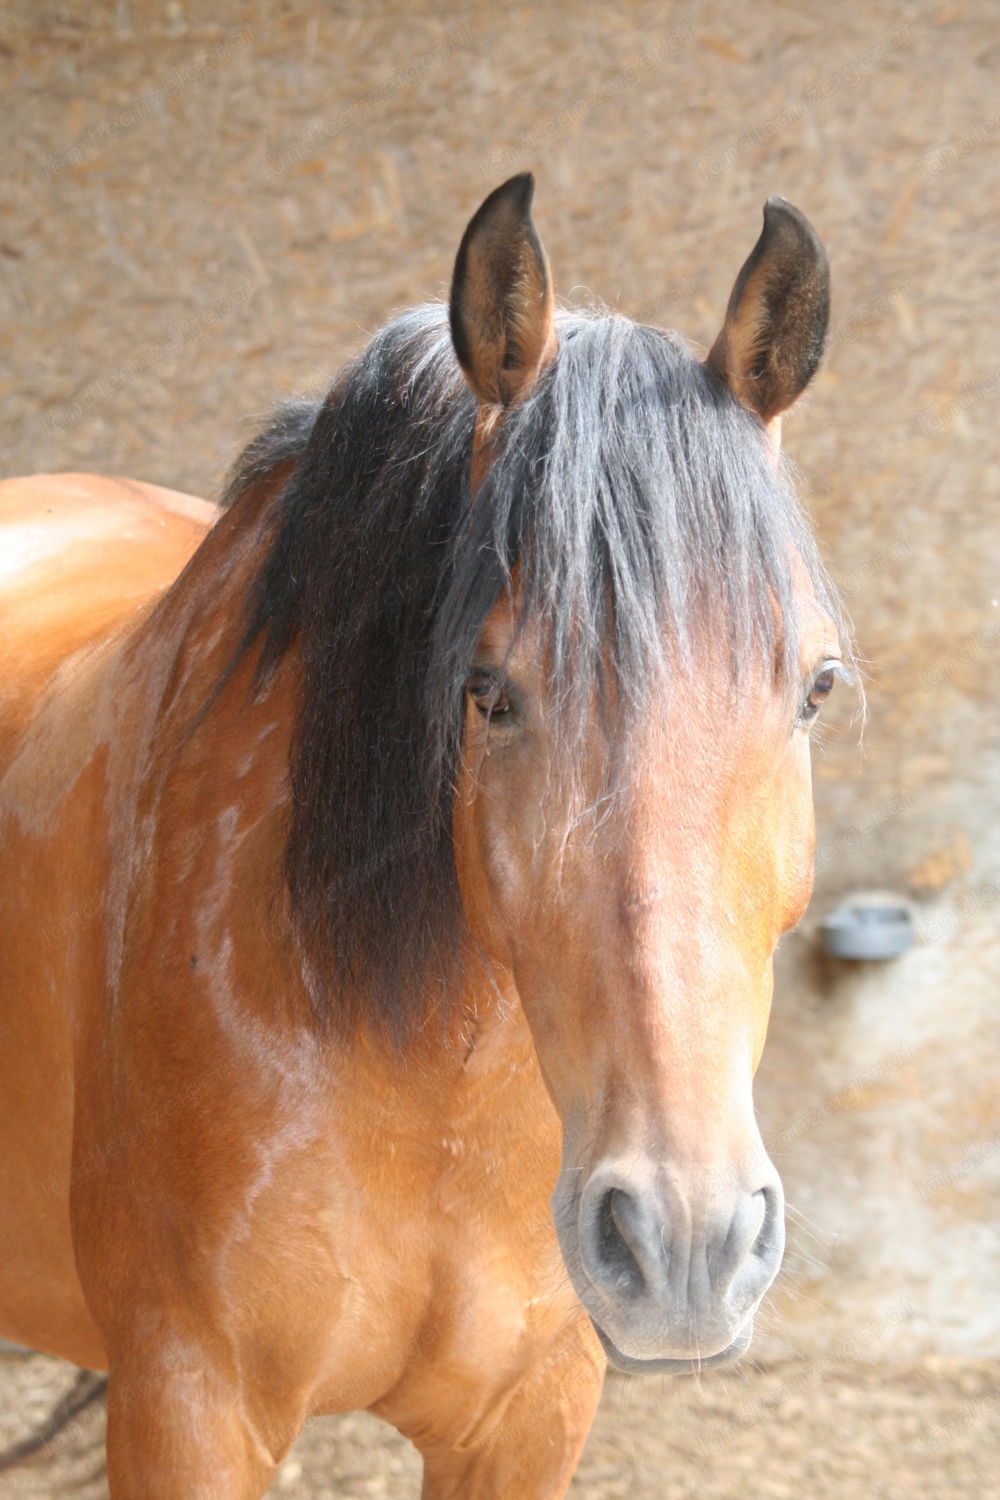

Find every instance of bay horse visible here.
[0,175,845,1497]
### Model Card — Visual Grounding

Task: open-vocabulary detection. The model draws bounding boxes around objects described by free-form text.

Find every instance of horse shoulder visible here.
[0,472,214,1367]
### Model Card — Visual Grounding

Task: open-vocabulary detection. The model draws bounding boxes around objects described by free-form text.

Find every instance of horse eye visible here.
[468,672,510,719]
[800,665,837,723]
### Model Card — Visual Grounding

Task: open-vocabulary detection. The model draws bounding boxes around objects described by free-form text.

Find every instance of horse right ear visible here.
[707,198,830,436]
[449,173,557,414]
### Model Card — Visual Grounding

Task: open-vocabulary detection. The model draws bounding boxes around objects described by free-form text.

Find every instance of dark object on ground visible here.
[0,1370,107,1472]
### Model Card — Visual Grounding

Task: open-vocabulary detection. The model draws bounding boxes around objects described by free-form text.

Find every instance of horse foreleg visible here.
[104,1361,293,1499]
[416,1342,604,1500]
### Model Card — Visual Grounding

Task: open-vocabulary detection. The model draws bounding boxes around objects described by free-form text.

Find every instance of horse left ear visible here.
[707,198,830,434]
[449,173,557,412]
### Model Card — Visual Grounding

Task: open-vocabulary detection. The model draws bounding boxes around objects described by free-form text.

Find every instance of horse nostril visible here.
[595,1187,646,1298]
[720,1180,786,1316]
[751,1184,784,1266]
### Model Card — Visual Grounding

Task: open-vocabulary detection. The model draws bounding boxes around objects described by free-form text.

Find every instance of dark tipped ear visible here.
[449,173,557,410]
[707,198,830,426]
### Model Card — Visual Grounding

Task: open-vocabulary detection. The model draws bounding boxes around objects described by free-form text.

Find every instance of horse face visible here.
[448,175,834,1369]
[454,587,840,1368]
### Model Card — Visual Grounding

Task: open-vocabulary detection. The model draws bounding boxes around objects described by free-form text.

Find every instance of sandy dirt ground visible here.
[1,0,999,1495]
[2,1348,999,1499]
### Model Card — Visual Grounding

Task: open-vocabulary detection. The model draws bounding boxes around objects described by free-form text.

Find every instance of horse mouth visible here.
[591,1316,754,1375]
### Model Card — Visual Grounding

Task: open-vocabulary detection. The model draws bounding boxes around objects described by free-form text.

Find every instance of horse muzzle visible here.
[554,1152,785,1369]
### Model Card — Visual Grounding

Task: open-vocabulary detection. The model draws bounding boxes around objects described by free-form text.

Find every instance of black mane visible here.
[228,303,844,1037]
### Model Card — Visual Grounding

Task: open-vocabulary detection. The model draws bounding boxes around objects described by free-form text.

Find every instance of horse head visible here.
[449,175,842,1371]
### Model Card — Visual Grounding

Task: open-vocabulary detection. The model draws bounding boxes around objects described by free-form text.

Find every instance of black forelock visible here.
[230,302,846,1039]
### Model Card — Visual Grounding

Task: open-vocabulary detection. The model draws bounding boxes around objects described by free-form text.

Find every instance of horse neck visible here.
[117,471,538,1103]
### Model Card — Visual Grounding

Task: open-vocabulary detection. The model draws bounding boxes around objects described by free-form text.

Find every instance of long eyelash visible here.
[797,658,847,729]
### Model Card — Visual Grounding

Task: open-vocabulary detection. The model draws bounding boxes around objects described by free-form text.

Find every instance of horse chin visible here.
[591,1316,755,1376]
